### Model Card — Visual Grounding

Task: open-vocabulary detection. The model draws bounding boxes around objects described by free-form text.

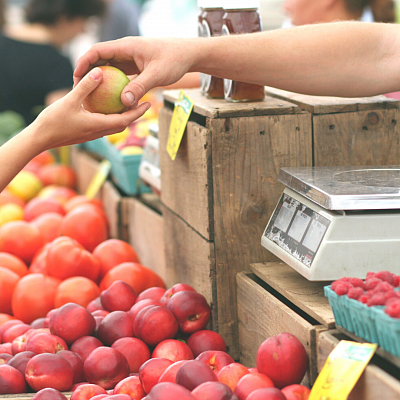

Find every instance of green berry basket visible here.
[373,307,400,358]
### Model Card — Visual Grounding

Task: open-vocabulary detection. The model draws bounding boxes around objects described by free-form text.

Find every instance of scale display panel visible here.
[263,193,331,268]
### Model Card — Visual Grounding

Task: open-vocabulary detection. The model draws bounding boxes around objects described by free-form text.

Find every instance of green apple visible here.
[83,66,130,114]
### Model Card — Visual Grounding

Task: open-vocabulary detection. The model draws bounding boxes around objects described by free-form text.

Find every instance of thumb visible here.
[71,67,103,104]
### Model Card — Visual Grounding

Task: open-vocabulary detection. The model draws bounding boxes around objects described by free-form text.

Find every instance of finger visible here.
[70,68,103,104]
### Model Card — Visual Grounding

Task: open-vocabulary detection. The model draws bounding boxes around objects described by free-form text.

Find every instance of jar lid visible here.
[198,0,225,8]
[224,0,260,9]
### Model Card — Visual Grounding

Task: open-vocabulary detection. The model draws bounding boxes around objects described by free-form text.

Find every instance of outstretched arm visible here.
[74,21,400,106]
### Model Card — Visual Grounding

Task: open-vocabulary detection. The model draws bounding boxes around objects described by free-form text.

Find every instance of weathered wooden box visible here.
[237,262,335,385]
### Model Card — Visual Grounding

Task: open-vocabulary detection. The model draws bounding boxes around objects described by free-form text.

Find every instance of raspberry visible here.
[333,282,352,296]
[385,295,400,307]
[385,299,400,318]
[372,281,394,294]
[375,271,396,286]
[347,286,364,300]
[367,293,387,306]
[347,278,365,290]
[364,277,382,291]
[359,293,372,304]
[395,276,400,287]
[366,271,376,280]
[331,277,352,291]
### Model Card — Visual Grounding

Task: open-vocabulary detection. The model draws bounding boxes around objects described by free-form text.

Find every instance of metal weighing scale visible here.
[261,165,400,281]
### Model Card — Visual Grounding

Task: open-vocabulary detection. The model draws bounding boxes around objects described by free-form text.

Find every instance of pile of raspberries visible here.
[331,271,400,318]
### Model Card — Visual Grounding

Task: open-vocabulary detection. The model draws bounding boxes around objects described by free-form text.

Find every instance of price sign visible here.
[167,90,194,161]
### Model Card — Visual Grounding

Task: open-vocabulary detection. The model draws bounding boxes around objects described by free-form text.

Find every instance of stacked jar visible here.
[197,1,225,98]
[222,0,265,102]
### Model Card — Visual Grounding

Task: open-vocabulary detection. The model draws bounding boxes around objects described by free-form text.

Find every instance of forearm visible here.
[191,21,400,97]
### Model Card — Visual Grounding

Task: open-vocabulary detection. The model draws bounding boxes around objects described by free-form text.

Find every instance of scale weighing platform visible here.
[261,165,400,281]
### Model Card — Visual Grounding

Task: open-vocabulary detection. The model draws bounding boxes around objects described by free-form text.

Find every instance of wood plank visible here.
[317,330,400,400]
[265,87,399,114]
[124,197,167,283]
[211,112,313,360]
[313,108,400,166]
[159,107,213,240]
[162,206,217,334]
[100,181,121,239]
[162,89,302,119]
[237,272,319,385]
[251,262,335,328]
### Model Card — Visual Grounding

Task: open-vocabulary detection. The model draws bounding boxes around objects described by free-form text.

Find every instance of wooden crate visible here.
[264,87,400,166]
[317,330,400,399]
[159,89,312,359]
[237,262,335,385]
[121,195,167,283]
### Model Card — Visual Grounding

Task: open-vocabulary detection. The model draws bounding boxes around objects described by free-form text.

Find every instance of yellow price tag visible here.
[85,160,111,199]
[167,90,194,161]
[309,340,377,400]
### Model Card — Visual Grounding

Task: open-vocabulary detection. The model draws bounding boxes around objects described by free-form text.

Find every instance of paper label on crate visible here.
[85,159,111,199]
[309,340,377,400]
[167,90,194,160]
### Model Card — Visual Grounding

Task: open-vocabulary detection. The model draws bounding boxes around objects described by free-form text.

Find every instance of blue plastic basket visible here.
[374,307,400,358]
[80,137,109,158]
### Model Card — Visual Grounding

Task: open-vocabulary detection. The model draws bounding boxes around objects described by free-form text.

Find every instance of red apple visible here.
[113,375,146,399]
[70,383,107,400]
[176,359,218,391]
[138,358,173,394]
[187,330,227,358]
[26,332,68,354]
[166,291,210,334]
[146,382,195,400]
[83,66,130,114]
[158,360,187,384]
[84,346,130,390]
[70,336,103,362]
[136,287,166,303]
[233,373,275,400]
[160,284,196,307]
[152,339,194,363]
[256,333,308,389]
[49,303,96,346]
[31,388,69,400]
[24,198,66,221]
[217,363,249,391]
[87,297,104,313]
[246,388,287,400]
[100,280,137,312]
[58,350,85,384]
[8,350,36,376]
[0,364,27,394]
[129,299,162,322]
[196,351,235,374]
[281,384,311,400]
[25,353,74,392]
[97,311,134,346]
[192,381,238,400]
[138,306,178,346]
[111,337,150,373]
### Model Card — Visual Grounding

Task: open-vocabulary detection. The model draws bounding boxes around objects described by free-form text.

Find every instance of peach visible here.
[129,300,162,322]
[37,164,76,189]
[146,382,195,399]
[176,360,218,391]
[100,280,137,312]
[70,336,103,362]
[25,353,74,392]
[136,288,166,303]
[158,360,187,384]
[0,353,12,364]
[31,212,64,245]
[217,363,249,391]
[160,284,196,307]
[11,332,29,354]
[8,350,36,376]
[70,383,107,400]
[49,303,96,346]
[187,330,227,358]
[192,381,237,400]
[0,319,24,342]
[87,297,104,313]
[31,318,47,329]
[106,395,132,400]
[281,384,311,400]
[152,339,194,363]
[84,346,130,390]
[0,364,27,394]
[92,310,109,318]
[138,306,178,347]
[256,333,308,389]
[111,337,150,373]
[2,323,31,344]
[166,291,210,334]
[113,375,146,399]
[246,388,287,400]
[26,332,68,354]
[31,388,69,400]
[196,351,235,374]
[0,343,12,354]
[233,373,274,400]
[138,358,173,394]
[58,350,85,384]
[97,311,134,346]
[24,198,66,221]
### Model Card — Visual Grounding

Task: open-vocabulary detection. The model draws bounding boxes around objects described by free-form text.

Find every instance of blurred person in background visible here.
[0,0,105,125]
